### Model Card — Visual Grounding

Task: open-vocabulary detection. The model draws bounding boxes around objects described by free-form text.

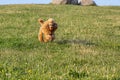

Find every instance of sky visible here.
[0,0,120,6]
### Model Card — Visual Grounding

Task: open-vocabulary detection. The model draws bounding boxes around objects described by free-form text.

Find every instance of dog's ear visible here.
[38,19,44,25]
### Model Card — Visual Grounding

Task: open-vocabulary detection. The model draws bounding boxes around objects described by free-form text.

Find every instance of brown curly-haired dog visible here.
[38,18,58,42]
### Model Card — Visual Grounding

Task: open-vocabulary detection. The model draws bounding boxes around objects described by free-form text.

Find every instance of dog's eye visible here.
[49,24,54,27]
[52,24,55,26]
[49,23,56,27]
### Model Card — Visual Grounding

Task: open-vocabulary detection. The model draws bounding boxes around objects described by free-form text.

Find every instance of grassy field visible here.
[0,4,120,80]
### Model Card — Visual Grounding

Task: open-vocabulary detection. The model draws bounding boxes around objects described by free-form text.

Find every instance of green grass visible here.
[0,4,120,80]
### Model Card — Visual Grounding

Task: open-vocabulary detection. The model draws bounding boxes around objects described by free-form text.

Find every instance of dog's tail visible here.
[38,19,44,25]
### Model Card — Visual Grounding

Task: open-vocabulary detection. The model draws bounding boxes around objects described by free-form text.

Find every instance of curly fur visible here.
[38,18,58,42]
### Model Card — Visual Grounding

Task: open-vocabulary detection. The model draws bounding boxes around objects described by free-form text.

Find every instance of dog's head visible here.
[38,18,57,31]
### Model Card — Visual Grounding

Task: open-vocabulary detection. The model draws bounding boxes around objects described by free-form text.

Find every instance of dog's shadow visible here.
[56,39,97,46]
